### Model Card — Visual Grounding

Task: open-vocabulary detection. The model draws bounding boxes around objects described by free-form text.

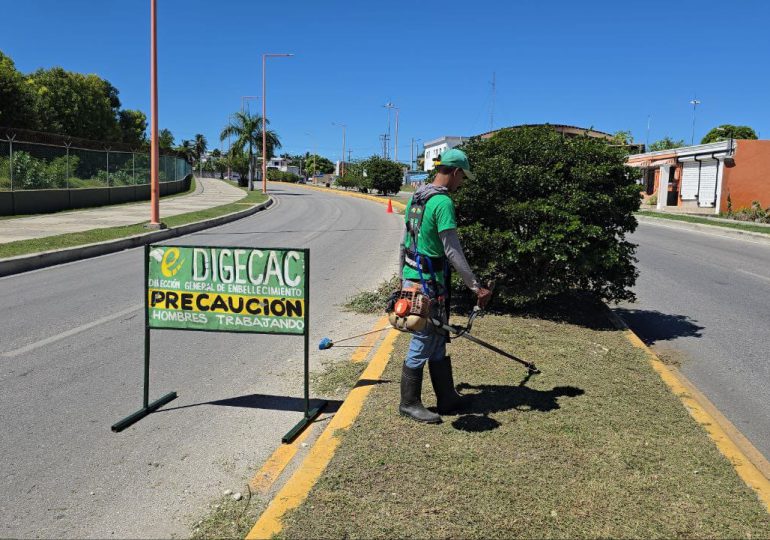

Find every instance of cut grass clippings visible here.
[639,210,770,235]
[191,493,268,540]
[278,296,770,538]
[343,274,400,314]
[0,187,267,259]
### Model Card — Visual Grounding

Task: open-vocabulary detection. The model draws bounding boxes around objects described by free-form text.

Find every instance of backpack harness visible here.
[404,192,452,303]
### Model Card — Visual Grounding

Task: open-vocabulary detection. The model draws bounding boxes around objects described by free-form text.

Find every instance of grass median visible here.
[638,210,770,235]
[277,295,770,538]
[0,187,267,259]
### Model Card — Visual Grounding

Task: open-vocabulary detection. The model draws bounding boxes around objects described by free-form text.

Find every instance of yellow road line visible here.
[272,181,407,211]
[608,309,770,513]
[246,329,401,539]
[350,315,390,363]
[248,425,314,494]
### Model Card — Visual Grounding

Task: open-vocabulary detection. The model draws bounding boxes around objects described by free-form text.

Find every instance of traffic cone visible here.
[386,199,394,213]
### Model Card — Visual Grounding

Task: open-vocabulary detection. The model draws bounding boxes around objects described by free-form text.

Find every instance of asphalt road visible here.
[0,183,403,538]
[615,219,770,461]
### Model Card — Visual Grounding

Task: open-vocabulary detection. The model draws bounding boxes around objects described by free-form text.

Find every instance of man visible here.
[398,148,491,423]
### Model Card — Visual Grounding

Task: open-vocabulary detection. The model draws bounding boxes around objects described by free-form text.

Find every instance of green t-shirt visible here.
[402,193,457,285]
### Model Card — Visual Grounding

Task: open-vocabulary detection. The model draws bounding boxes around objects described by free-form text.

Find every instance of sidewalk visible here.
[0,177,244,244]
[636,211,770,244]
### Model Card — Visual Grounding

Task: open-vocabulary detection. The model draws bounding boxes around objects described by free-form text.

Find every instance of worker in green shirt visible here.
[398,148,491,423]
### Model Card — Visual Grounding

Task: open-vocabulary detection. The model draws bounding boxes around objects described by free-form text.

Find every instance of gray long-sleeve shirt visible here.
[398,229,479,292]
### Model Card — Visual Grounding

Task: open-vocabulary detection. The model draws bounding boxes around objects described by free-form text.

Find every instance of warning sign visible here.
[146,245,307,335]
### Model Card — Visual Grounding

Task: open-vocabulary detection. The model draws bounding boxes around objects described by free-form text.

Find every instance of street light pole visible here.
[262,53,293,194]
[226,113,235,181]
[148,0,161,227]
[241,95,260,114]
[690,96,701,146]
[333,122,346,177]
[394,108,400,163]
[384,101,395,159]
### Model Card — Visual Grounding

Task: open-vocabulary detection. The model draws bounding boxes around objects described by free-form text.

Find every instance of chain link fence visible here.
[0,137,191,192]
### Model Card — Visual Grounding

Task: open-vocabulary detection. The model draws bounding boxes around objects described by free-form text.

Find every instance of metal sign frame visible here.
[111,244,326,443]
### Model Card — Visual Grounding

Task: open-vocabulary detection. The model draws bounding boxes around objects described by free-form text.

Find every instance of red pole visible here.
[261,54,267,194]
[149,0,160,225]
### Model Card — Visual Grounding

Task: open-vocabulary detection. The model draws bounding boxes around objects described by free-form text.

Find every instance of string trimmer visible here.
[319,281,540,375]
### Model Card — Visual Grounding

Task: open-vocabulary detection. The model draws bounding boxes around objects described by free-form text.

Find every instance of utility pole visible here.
[384,100,396,159]
[380,134,388,158]
[689,95,701,146]
[410,137,414,171]
[347,149,352,162]
[490,71,496,132]
[394,108,400,163]
[646,115,651,151]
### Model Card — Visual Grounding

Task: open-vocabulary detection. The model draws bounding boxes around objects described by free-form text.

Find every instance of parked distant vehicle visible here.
[228,173,241,181]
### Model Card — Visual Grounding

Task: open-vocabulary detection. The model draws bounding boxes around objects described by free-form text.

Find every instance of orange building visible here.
[627,139,770,214]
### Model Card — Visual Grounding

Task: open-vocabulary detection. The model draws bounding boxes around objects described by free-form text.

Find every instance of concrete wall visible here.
[720,140,770,212]
[0,175,191,216]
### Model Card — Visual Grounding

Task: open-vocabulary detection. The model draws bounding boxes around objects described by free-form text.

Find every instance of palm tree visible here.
[220,111,282,190]
[175,139,195,163]
[193,133,208,177]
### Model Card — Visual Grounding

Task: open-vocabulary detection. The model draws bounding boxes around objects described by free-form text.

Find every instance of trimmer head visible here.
[318,337,333,350]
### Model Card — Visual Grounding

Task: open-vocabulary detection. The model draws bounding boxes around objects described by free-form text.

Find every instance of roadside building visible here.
[422,136,468,172]
[422,125,630,172]
[477,123,616,142]
[267,157,299,176]
[627,139,770,214]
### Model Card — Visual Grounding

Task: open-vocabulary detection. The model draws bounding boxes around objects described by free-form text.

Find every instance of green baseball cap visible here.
[438,148,475,180]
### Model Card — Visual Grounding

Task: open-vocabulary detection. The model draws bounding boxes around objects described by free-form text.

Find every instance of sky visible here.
[3,0,769,164]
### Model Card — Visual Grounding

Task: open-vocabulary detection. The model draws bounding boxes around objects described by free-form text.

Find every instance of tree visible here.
[454,126,640,307]
[175,139,195,164]
[336,160,370,191]
[611,130,634,145]
[363,156,402,195]
[0,51,37,129]
[118,109,148,148]
[26,67,122,140]
[158,128,175,150]
[701,124,758,144]
[305,154,334,175]
[220,111,281,190]
[193,133,207,176]
[648,137,685,151]
[226,150,250,184]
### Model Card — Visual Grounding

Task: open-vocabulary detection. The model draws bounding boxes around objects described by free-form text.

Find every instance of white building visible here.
[267,157,300,177]
[423,136,468,172]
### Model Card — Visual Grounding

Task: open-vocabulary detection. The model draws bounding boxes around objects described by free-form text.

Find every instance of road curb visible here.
[0,198,273,277]
[636,214,770,244]
[605,305,770,513]
[273,181,407,211]
[246,327,401,539]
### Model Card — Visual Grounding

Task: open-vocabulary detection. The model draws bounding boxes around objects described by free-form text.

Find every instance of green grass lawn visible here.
[275,295,770,539]
[638,210,770,235]
[0,186,267,259]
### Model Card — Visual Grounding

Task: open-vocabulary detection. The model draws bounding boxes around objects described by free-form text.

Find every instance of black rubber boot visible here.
[399,364,441,424]
[429,356,471,415]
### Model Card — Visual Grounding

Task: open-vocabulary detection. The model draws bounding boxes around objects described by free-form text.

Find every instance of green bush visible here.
[364,156,403,195]
[730,200,770,223]
[647,194,657,206]
[336,160,371,192]
[266,169,300,183]
[454,126,640,308]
